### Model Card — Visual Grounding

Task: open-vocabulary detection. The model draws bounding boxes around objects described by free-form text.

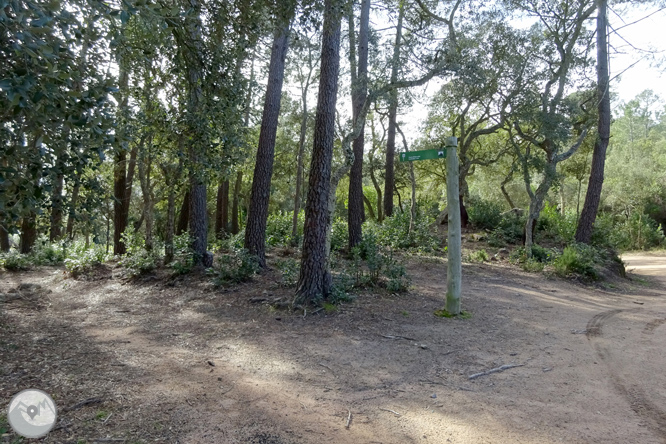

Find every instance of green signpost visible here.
[399,148,447,162]
[400,139,462,316]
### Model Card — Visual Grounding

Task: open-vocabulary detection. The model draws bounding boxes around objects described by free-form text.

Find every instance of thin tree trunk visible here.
[66,182,80,240]
[165,189,176,264]
[50,156,65,241]
[215,180,229,238]
[347,0,370,249]
[575,0,610,244]
[245,13,293,268]
[383,2,404,218]
[177,191,190,235]
[0,221,9,252]
[363,194,376,220]
[500,167,516,209]
[295,0,343,305]
[138,146,154,251]
[292,47,315,243]
[232,172,242,235]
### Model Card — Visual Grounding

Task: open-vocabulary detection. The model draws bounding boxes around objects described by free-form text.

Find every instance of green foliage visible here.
[0,251,30,271]
[343,233,410,292]
[363,211,440,253]
[330,217,349,252]
[522,258,545,272]
[553,245,599,279]
[64,246,108,277]
[467,249,489,263]
[467,197,503,230]
[488,212,526,247]
[275,258,299,288]
[211,247,259,286]
[118,250,158,277]
[170,233,195,275]
[538,203,576,243]
[266,212,303,247]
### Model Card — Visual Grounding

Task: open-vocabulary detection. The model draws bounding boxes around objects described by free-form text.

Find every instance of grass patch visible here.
[434,309,472,319]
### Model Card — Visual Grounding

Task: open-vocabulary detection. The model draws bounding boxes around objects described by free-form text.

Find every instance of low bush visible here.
[64,247,108,277]
[467,249,489,263]
[553,244,599,279]
[467,197,503,230]
[275,257,299,287]
[211,247,259,286]
[0,251,30,271]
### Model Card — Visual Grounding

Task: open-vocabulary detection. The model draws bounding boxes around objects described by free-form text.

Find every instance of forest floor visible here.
[1,250,666,444]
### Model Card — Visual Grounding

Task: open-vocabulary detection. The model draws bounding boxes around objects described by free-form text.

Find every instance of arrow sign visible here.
[399,148,447,162]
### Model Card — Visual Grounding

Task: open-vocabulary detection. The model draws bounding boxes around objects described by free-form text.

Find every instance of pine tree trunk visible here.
[113,149,128,255]
[295,0,343,306]
[245,16,293,268]
[347,0,370,249]
[383,3,404,219]
[575,0,610,244]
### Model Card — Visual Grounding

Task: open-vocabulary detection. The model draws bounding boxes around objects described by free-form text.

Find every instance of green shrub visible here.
[553,245,598,279]
[467,249,489,263]
[467,197,503,230]
[31,237,66,265]
[64,247,108,277]
[538,204,576,243]
[118,250,158,277]
[363,211,440,253]
[275,258,299,287]
[522,258,545,272]
[170,232,195,275]
[509,244,555,264]
[330,217,349,252]
[489,211,526,246]
[0,251,30,271]
[341,234,410,292]
[211,247,259,286]
[266,211,303,247]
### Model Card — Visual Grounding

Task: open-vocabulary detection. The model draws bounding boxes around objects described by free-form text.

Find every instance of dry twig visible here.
[346,409,352,429]
[468,364,524,380]
[379,407,402,416]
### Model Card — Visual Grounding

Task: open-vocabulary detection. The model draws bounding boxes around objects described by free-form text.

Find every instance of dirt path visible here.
[1,253,666,443]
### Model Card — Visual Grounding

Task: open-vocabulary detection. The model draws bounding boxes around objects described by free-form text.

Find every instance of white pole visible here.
[445,136,461,315]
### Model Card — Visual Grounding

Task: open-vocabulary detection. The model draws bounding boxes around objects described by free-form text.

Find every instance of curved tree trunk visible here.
[215,180,229,238]
[295,0,343,306]
[245,14,293,268]
[575,0,610,244]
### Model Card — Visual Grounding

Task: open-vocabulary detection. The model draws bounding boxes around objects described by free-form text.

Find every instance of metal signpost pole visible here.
[445,136,461,315]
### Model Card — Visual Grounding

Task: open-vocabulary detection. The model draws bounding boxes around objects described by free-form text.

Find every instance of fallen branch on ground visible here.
[346,409,352,429]
[379,334,416,341]
[468,364,524,380]
[379,407,402,416]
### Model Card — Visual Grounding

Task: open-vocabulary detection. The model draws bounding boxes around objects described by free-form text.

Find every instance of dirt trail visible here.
[1,253,666,443]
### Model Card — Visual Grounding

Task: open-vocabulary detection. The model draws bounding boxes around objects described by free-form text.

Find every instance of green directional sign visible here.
[399,148,447,162]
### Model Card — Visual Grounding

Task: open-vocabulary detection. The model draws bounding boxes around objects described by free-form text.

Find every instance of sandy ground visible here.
[1,252,666,444]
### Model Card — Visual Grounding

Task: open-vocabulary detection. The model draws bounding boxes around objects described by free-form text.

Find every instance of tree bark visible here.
[20,213,37,254]
[245,13,293,268]
[575,0,610,244]
[347,0,370,249]
[295,0,343,306]
[138,145,155,251]
[383,2,404,219]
